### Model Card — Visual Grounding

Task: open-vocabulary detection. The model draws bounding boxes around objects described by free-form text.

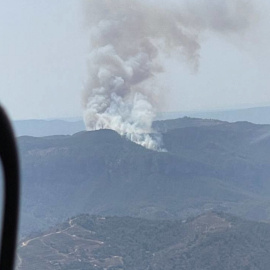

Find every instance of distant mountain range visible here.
[16,212,270,270]
[158,105,270,124]
[12,105,270,137]
[18,117,270,237]
[13,119,85,137]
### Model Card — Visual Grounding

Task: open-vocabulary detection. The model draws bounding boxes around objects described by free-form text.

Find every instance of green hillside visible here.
[17,212,270,270]
[18,118,270,236]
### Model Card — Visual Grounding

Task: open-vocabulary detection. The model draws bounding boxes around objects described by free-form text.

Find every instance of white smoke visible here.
[82,0,255,151]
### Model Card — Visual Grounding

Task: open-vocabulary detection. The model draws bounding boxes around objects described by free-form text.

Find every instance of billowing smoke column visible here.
[82,0,255,150]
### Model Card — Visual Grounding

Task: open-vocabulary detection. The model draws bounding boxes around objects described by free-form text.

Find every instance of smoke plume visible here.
[82,0,255,150]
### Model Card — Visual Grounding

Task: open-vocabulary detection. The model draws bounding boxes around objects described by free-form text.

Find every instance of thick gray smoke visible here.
[82,0,255,150]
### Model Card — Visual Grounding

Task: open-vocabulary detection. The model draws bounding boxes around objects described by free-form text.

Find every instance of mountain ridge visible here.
[17,117,270,236]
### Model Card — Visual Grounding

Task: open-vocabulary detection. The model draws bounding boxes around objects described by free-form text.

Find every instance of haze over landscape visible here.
[2,0,270,269]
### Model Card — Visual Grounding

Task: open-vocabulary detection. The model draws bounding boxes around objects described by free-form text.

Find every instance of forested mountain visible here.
[18,117,270,236]
[16,212,270,270]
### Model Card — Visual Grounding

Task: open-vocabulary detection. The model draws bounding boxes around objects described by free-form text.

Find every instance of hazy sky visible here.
[1,0,270,120]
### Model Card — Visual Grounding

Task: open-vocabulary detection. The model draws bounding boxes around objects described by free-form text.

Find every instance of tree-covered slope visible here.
[16,212,270,270]
[18,118,270,235]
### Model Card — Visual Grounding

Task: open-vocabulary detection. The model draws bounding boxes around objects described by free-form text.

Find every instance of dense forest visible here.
[18,118,270,235]
[17,212,270,270]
